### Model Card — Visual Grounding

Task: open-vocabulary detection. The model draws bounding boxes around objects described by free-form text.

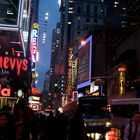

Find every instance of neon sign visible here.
[0,56,28,75]
[0,84,11,97]
[30,23,39,79]
[31,23,39,63]
[31,87,40,95]
[119,72,125,94]
[118,64,126,95]
[67,47,73,96]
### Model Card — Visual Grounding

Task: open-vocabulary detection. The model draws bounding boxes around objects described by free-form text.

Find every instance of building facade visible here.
[0,0,32,107]
[49,0,140,109]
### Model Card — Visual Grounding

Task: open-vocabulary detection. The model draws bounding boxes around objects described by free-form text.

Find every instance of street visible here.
[86,127,121,140]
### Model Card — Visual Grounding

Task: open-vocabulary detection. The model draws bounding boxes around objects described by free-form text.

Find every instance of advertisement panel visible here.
[0,0,21,27]
[0,30,24,57]
[77,35,92,89]
[0,30,29,98]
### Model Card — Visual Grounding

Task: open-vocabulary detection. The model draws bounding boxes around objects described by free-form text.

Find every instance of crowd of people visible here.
[0,99,87,140]
[1,98,140,140]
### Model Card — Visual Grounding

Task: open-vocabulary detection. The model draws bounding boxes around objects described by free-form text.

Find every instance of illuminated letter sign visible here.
[31,23,39,63]
[0,56,28,75]
[119,72,125,94]
[30,23,39,79]
[118,64,126,95]
[31,87,41,95]
[0,84,11,97]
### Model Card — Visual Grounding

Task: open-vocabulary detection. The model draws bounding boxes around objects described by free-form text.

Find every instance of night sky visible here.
[36,0,60,90]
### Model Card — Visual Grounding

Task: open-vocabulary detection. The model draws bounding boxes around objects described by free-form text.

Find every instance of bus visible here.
[78,96,112,133]
[110,98,140,129]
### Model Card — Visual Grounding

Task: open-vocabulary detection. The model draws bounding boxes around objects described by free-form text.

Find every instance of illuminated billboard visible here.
[0,0,21,27]
[77,35,92,89]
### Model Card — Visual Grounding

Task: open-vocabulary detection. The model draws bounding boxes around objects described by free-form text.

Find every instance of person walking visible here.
[43,111,58,140]
[124,112,140,140]
[13,99,39,140]
[0,111,16,140]
[68,107,87,140]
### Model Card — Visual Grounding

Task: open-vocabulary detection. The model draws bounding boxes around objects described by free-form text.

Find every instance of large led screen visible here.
[77,35,92,89]
[0,0,21,27]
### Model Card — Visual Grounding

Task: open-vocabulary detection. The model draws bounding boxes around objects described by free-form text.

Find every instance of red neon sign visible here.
[0,56,28,75]
[31,87,40,95]
[0,84,11,97]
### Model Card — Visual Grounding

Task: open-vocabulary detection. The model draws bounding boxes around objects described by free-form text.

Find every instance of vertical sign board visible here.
[72,58,78,89]
[30,23,39,79]
[77,35,92,89]
[118,65,126,95]
[67,47,73,96]
[0,0,22,28]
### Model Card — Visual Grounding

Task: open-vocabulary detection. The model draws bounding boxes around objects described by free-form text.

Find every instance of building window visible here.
[78,25,80,30]
[94,5,98,12]
[86,27,89,30]
[101,9,105,16]
[78,17,80,20]
[68,11,73,13]
[77,6,81,14]
[94,19,98,23]
[94,5,98,16]
[86,5,90,13]
[77,31,81,35]
[86,18,90,22]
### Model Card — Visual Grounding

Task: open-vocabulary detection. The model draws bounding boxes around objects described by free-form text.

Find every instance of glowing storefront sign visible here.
[0,56,28,75]
[0,84,11,97]
[31,87,40,95]
[29,96,40,101]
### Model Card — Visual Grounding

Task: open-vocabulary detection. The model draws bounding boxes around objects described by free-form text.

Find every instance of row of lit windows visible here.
[76,5,106,17]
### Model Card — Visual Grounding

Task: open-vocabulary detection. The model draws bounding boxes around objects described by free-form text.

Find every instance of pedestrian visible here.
[55,109,68,140]
[43,111,58,140]
[68,106,87,140]
[0,111,16,140]
[13,99,39,140]
[123,111,140,140]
